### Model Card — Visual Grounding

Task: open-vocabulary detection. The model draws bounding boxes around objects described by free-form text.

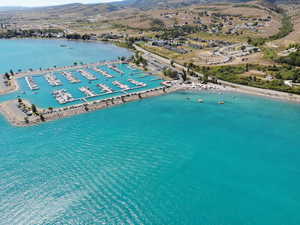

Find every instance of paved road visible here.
[134,44,300,102]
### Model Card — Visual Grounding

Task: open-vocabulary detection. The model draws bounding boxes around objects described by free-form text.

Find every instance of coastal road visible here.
[133,44,300,103]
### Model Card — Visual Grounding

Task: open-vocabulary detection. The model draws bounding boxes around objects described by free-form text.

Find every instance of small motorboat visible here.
[197,98,204,103]
[218,101,225,104]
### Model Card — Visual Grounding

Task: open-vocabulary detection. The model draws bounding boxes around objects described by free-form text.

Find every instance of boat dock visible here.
[93,67,114,78]
[45,73,62,86]
[52,89,75,104]
[79,87,96,97]
[78,69,97,81]
[25,76,39,90]
[112,81,130,90]
[97,84,113,93]
[61,71,81,83]
[128,79,147,87]
[107,65,124,74]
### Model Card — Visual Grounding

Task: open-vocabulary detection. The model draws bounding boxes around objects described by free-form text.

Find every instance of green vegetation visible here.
[263,47,278,60]
[247,12,293,47]
[197,64,300,94]
[163,68,178,79]
[233,4,262,9]
[151,18,165,29]
[278,50,300,66]
[31,104,37,114]
[269,14,293,41]
[132,52,148,68]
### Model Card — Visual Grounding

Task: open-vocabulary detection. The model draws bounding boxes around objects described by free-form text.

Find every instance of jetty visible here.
[93,67,114,78]
[128,79,147,87]
[61,71,81,83]
[112,81,129,90]
[0,84,173,127]
[97,84,113,93]
[79,87,96,97]
[25,76,39,90]
[78,70,97,81]
[107,65,124,74]
[52,89,75,104]
[45,73,62,86]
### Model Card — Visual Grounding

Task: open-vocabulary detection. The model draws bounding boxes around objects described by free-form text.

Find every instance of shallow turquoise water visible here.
[0,63,163,108]
[0,39,131,74]
[0,91,300,225]
[0,39,164,108]
[1,39,300,224]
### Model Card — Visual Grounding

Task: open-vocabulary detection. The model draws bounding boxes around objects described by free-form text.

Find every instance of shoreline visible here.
[1,82,300,127]
[0,86,175,127]
[180,82,300,103]
[134,44,300,104]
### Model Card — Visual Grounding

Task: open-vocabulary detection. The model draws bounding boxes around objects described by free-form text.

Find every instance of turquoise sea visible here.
[1,40,300,225]
[0,39,131,74]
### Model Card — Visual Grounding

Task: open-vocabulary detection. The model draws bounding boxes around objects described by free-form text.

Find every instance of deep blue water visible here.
[1,39,300,225]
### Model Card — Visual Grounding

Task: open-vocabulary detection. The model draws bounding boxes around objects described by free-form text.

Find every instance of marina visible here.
[112,80,130,90]
[97,84,113,93]
[0,60,167,126]
[78,69,97,80]
[93,67,114,78]
[52,89,75,104]
[128,79,147,87]
[108,64,125,74]
[45,73,62,86]
[61,71,81,83]
[79,86,96,97]
[25,76,39,90]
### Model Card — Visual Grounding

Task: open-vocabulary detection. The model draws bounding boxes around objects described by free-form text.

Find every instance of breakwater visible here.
[0,86,173,127]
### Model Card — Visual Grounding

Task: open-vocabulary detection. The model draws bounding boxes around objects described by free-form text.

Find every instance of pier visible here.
[112,81,130,90]
[97,84,113,93]
[61,71,81,83]
[78,69,97,81]
[93,67,114,78]
[107,65,124,74]
[25,76,39,90]
[45,73,62,86]
[52,89,75,104]
[79,87,96,97]
[128,79,147,87]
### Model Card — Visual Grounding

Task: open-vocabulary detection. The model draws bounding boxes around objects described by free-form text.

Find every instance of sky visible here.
[0,0,120,7]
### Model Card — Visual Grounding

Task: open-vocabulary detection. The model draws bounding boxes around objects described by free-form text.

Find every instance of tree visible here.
[4,73,10,80]
[245,63,249,72]
[203,74,209,83]
[31,104,37,114]
[24,117,29,124]
[182,69,187,81]
[40,114,45,122]
[170,60,175,67]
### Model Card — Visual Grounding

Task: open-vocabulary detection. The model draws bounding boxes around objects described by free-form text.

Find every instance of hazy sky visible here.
[0,0,120,7]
